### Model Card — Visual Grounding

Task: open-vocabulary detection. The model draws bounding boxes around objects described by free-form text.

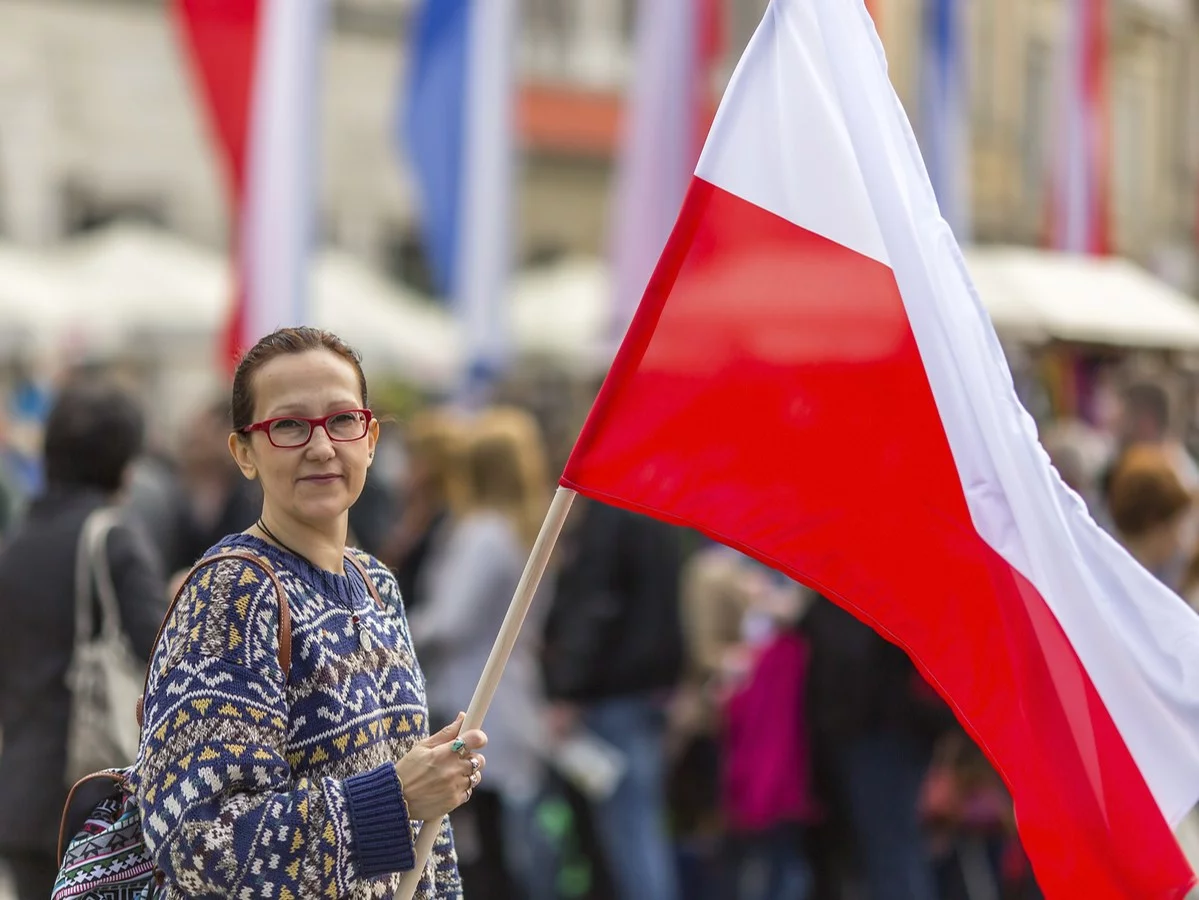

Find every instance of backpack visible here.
[51,549,382,900]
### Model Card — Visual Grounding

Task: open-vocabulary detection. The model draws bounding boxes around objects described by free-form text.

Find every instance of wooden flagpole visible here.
[395,487,577,899]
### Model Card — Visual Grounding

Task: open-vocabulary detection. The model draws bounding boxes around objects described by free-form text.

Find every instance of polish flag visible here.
[1048,0,1110,254]
[563,2,1199,897]
[607,0,722,343]
[173,0,328,367]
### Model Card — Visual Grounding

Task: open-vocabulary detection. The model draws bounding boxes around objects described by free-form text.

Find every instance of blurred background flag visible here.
[1048,0,1110,254]
[607,0,723,346]
[403,0,518,402]
[918,0,971,242]
[173,0,329,367]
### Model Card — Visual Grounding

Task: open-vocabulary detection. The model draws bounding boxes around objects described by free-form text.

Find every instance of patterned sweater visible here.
[132,534,460,899]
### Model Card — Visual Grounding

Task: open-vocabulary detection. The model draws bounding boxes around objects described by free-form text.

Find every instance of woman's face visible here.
[229,349,379,530]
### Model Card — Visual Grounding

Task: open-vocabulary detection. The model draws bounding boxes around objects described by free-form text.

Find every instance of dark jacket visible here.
[542,501,684,702]
[0,486,166,853]
[802,595,954,750]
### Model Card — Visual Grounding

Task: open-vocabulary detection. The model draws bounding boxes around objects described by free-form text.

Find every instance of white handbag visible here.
[63,507,143,785]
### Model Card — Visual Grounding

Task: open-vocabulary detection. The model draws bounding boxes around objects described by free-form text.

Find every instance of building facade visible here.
[0,0,1194,292]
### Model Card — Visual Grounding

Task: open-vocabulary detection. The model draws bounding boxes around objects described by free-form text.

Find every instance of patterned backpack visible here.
[51,551,289,900]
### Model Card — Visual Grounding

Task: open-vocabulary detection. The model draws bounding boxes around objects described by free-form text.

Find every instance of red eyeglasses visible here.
[240,408,373,449]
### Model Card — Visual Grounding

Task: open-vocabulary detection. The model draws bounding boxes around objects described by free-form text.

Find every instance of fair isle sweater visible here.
[132,534,460,899]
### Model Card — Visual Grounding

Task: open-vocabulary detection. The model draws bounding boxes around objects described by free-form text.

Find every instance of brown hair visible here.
[458,407,550,549]
[231,327,368,434]
[1107,444,1192,538]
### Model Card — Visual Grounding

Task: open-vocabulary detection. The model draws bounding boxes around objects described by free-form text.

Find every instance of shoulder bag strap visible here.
[135,551,289,729]
[343,553,384,610]
[73,507,120,652]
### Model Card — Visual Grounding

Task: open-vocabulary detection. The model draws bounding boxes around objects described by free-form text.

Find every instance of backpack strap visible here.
[135,551,288,729]
[344,552,385,611]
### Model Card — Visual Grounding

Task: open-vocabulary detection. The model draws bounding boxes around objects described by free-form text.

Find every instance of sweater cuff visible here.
[343,763,416,878]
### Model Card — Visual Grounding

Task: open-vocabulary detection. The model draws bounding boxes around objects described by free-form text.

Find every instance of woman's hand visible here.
[394,713,487,822]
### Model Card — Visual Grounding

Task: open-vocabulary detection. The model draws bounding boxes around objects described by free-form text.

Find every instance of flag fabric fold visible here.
[173,0,327,365]
[563,2,1199,897]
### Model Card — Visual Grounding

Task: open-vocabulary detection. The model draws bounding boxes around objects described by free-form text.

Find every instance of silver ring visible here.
[464,787,473,802]
[470,770,481,787]
[470,757,481,772]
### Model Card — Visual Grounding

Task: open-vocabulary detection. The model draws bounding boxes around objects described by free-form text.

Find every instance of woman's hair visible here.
[231,327,367,434]
[404,408,468,503]
[44,380,145,492]
[1107,444,1192,538]
[460,406,549,548]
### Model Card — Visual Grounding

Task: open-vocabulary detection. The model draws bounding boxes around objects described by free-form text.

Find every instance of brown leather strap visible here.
[136,551,288,728]
[58,769,128,863]
[344,552,384,610]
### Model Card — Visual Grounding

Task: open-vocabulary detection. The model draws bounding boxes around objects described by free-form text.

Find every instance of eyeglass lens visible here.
[268,411,368,447]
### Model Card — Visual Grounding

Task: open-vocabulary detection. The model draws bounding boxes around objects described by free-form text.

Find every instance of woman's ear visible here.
[366,417,381,465]
[228,432,258,481]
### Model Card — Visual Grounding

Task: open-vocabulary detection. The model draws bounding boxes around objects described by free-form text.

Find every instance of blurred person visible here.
[670,545,789,900]
[802,596,954,900]
[409,406,556,900]
[382,408,466,614]
[172,396,262,571]
[348,453,399,557]
[0,380,167,900]
[716,566,817,900]
[1107,443,1192,588]
[1106,381,1199,499]
[122,441,192,572]
[543,498,686,900]
[131,327,483,897]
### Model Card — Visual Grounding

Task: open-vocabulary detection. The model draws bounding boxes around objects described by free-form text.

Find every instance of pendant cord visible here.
[255,518,361,622]
[256,518,307,562]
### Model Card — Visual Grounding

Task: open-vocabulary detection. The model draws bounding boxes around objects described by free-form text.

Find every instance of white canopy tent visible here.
[0,223,462,388]
[960,246,1199,351]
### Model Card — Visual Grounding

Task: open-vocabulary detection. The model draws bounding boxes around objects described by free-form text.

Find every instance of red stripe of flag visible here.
[172,0,260,371]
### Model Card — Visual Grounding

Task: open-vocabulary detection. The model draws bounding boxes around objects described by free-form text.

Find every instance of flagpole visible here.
[394,487,577,899]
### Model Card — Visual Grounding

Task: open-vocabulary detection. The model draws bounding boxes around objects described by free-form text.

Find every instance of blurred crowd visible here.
[0,364,1195,900]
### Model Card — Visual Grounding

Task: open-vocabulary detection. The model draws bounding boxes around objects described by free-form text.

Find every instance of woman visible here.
[1107,443,1192,589]
[383,408,466,614]
[134,327,486,898]
[0,380,167,900]
[410,406,554,900]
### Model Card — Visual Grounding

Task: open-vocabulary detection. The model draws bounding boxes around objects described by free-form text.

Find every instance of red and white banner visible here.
[173,0,328,366]
[1048,0,1110,254]
[607,0,722,345]
[564,1,1199,897]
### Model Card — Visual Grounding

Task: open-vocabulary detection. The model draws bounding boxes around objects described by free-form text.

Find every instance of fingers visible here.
[461,769,482,805]
[455,729,488,753]
[421,712,465,748]
[458,752,484,774]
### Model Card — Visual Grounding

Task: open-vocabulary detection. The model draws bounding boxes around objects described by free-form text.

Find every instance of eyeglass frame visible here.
[239,408,374,449]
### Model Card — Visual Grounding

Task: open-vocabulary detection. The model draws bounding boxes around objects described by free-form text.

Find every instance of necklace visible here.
[256,518,366,638]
